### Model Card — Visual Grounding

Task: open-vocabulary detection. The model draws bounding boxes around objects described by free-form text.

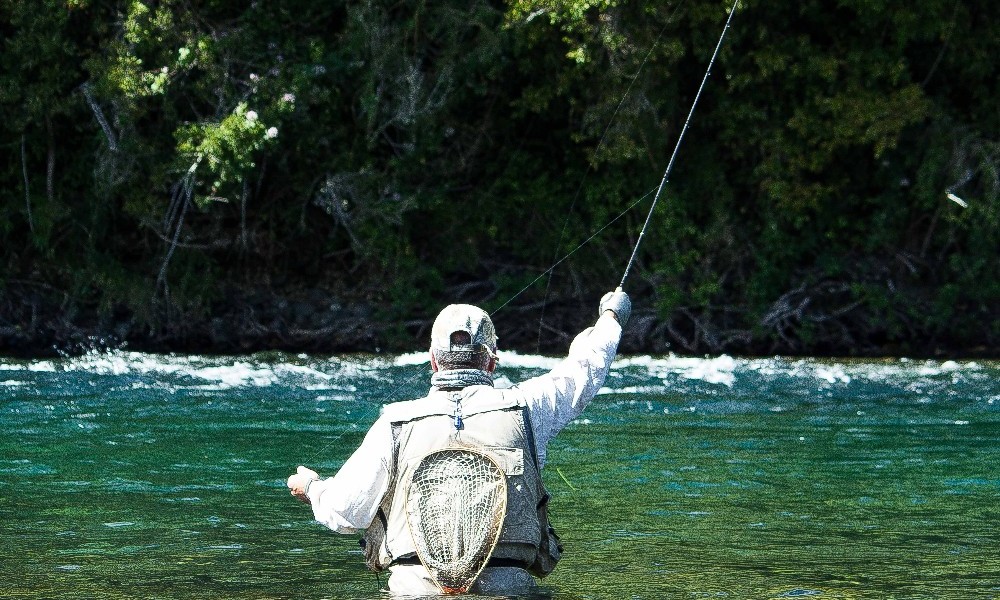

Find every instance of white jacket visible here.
[306,312,622,541]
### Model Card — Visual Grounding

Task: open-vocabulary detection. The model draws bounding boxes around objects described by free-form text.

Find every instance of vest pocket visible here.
[482,446,524,476]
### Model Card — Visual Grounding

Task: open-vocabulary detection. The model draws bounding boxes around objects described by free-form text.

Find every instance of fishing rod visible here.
[618,0,741,291]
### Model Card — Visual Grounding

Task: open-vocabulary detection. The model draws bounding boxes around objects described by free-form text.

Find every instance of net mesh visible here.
[405,446,507,594]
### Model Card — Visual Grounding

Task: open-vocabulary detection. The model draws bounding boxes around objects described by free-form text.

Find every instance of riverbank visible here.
[2,282,995,359]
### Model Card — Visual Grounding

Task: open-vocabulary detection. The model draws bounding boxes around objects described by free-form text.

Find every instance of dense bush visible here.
[1,0,996,357]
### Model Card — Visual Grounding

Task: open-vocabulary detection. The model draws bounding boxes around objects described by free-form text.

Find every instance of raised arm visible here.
[510,290,629,466]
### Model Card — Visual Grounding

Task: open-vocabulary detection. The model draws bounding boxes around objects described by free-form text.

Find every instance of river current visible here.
[2,350,998,598]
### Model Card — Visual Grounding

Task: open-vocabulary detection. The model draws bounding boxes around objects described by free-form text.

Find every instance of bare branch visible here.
[156,171,197,297]
[21,134,33,234]
[80,82,118,152]
[46,115,55,207]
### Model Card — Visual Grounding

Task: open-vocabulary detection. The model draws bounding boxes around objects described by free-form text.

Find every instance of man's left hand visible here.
[287,465,319,504]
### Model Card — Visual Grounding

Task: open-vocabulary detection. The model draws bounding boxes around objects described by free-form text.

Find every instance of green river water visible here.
[2,351,998,599]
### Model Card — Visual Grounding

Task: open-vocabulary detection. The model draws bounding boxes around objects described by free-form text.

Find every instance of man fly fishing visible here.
[287,290,629,595]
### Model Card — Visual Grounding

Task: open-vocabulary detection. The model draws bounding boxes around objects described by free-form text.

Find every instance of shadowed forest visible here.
[1,0,997,358]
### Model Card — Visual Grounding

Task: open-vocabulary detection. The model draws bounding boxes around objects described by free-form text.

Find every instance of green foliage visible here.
[174,101,286,205]
[507,0,625,63]
[0,0,996,355]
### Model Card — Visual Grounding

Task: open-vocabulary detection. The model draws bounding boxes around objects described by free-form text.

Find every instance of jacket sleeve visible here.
[305,415,393,534]
[511,312,622,467]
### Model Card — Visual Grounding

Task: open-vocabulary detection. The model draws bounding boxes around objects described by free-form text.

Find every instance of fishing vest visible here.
[361,386,562,577]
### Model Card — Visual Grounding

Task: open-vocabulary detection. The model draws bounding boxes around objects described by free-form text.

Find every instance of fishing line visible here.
[302,184,658,465]
[618,0,740,290]
[492,187,656,314]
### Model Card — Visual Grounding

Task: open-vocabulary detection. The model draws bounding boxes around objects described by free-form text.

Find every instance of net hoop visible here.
[405,446,508,594]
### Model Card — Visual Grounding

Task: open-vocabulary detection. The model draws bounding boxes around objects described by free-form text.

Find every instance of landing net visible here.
[405,447,507,594]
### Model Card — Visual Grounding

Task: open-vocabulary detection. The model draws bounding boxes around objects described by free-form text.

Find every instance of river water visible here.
[2,350,998,599]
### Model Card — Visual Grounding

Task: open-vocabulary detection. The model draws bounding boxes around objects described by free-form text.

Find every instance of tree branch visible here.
[21,134,34,234]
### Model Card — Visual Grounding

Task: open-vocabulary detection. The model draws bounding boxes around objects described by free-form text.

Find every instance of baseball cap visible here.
[430,304,498,353]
